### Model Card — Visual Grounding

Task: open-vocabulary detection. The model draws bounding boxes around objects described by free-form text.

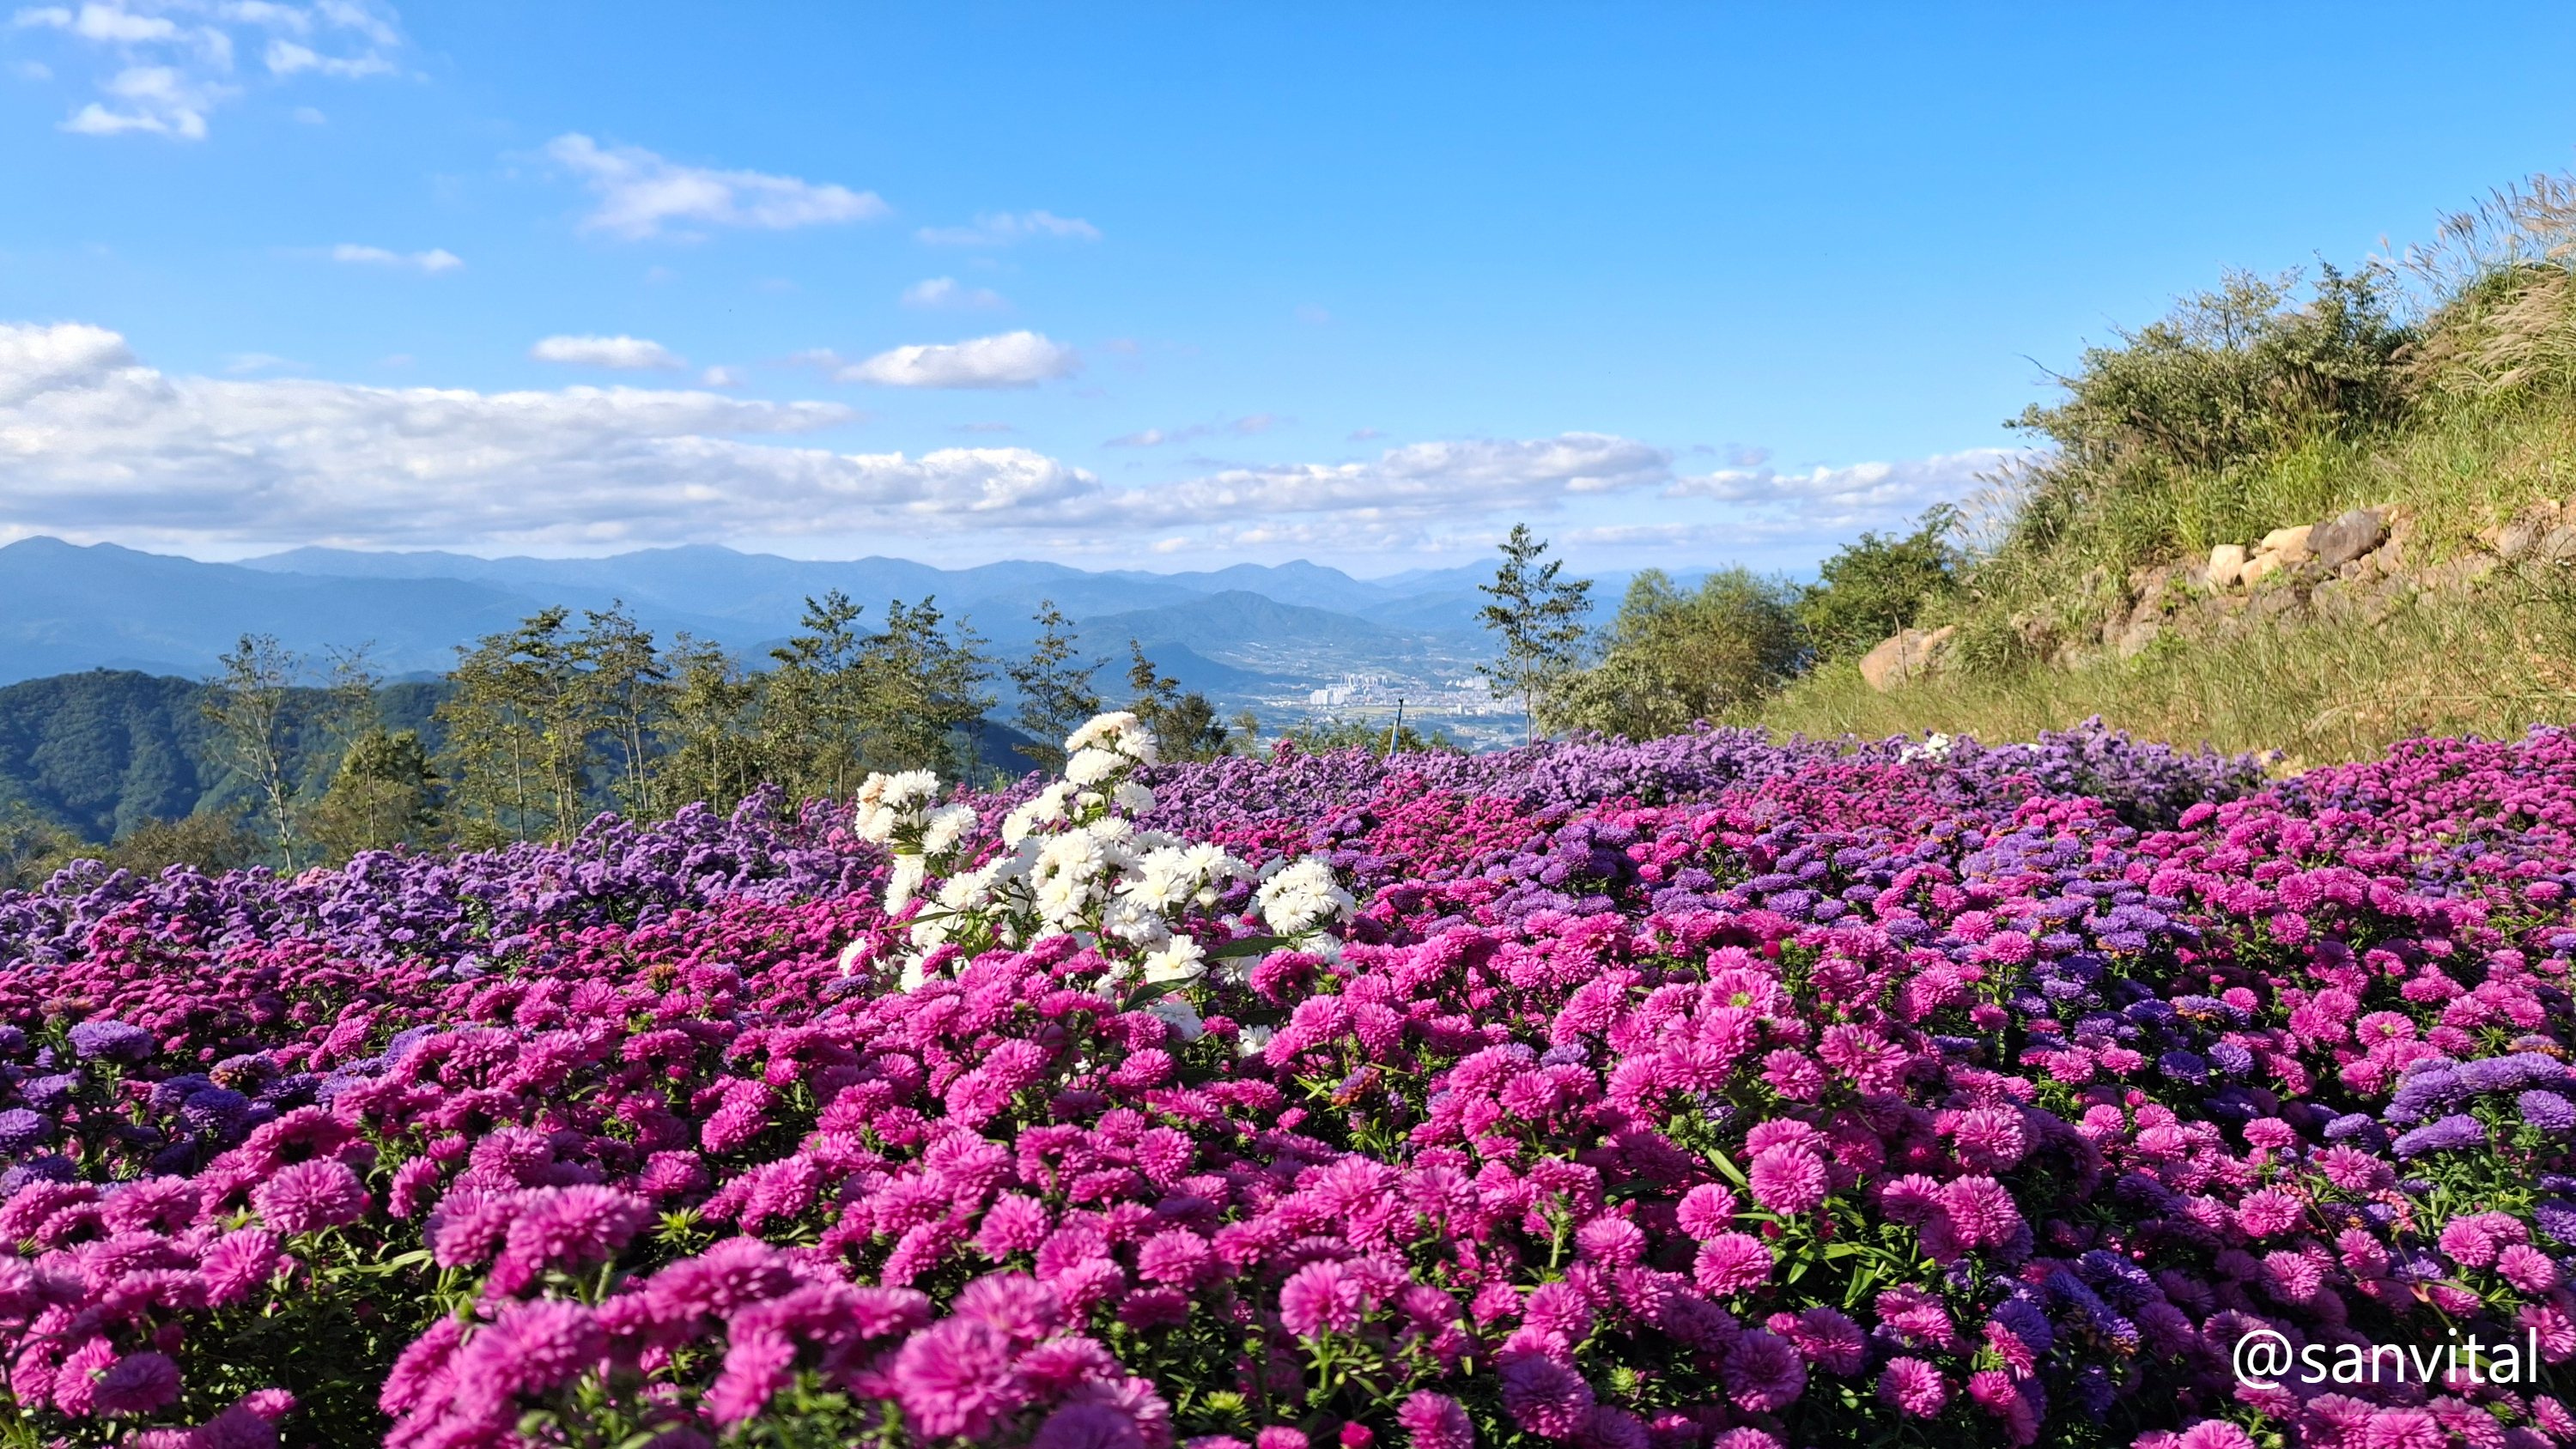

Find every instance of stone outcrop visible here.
[1858,625,1956,692]
[1862,492,2576,686]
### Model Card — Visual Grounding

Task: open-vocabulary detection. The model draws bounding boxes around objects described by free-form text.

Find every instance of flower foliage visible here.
[0,718,2570,1449]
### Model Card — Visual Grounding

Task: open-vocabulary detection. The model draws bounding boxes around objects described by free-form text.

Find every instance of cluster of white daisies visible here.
[848,712,1355,1000]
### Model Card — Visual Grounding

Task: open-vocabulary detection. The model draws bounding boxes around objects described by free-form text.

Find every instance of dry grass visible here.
[1757,579,2576,767]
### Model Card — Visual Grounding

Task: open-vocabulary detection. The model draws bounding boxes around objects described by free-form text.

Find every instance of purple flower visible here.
[93,1351,182,1416]
[2522,1091,2576,1134]
[1500,1355,1594,1439]
[1722,1329,1806,1412]
[1035,1403,1146,1449]
[69,1020,154,1064]
[251,1158,368,1234]
[1397,1391,1474,1449]
[0,1109,54,1155]
[2393,1113,2487,1159]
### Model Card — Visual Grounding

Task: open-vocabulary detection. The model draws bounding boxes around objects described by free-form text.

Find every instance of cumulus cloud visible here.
[330,243,461,273]
[15,0,399,138]
[915,209,1100,246]
[529,334,684,370]
[1662,447,2017,517]
[544,134,887,240]
[698,365,744,388]
[813,331,1081,390]
[0,320,2008,562]
[899,276,1007,310]
[0,319,1101,547]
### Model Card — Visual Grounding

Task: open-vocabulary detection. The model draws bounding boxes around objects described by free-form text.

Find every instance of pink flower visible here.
[1676,1185,1739,1240]
[1692,1234,1771,1295]
[251,1159,369,1235]
[2360,1409,2445,1449]
[1747,1144,1829,1216]
[1946,1107,2027,1173]
[890,1317,1030,1438]
[1939,1176,2022,1249]
[2233,1189,2304,1240]
[1280,1261,1367,1337]
[1879,1357,1947,1418]
[2503,1243,2563,1294]
[2175,1423,2257,1449]
[1036,1403,1147,1449]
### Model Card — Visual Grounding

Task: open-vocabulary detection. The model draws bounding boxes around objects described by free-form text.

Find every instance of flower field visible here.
[0,717,2572,1449]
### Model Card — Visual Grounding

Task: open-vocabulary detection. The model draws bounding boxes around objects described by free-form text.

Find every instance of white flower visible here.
[1235,1024,1275,1058]
[1255,856,1355,936]
[885,854,928,913]
[1140,936,1207,984]
[835,939,872,976]
[1064,711,1140,755]
[1115,724,1159,764]
[1147,996,1206,1043]
[1112,781,1157,815]
[1066,748,1126,786]
[898,956,930,991]
[921,804,977,856]
[884,770,944,809]
[853,803,899,844]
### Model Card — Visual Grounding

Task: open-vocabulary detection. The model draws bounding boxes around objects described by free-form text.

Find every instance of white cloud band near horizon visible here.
[0,320,2017,563]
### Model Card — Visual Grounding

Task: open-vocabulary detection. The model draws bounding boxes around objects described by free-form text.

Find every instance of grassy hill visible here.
[1751,174,2576,766]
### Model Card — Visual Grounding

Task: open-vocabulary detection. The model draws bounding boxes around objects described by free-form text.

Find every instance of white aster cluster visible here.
[854,711,1365,996]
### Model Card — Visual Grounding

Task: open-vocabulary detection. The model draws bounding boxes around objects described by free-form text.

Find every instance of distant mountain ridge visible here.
[0,537,1710,701]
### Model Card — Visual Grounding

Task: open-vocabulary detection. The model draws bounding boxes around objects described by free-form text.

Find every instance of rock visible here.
[2309,508,2387,569]
[2206,544,2247,589]
[2497,501,2561,561]
[2115,620,2161,658]
[2539,526,2576,566]
[2258,524,2315,561]
[1857,624,1958,693]
[2239,553,2285,589]
[2421,553,2499,593]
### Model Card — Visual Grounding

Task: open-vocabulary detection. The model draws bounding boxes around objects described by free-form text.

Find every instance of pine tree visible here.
[1475,524,1595,745]
[1126,641,1229,762]
[1005,601,1101,770]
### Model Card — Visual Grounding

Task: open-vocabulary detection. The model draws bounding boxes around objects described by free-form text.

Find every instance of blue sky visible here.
[3,3,2573,575]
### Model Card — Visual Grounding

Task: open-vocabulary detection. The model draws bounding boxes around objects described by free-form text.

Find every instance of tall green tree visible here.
[1475,524,1595,744]
[310,728,440,861]
[200,634,311,869]
[1005,601,1102,770]
[762,591,872,803]
[576,603,670,820]
[1795,505,1964,661]
[660,635,769,815]
[1551,568,1803,739]
[862,597,993,776]
[438,609,591,844]
[1125,642,1230,761]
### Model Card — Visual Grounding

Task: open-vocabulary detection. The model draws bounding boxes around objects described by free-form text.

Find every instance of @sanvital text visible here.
[2234,1327,2550,1387]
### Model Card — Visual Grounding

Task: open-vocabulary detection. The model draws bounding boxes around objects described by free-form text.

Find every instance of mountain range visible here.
[0,537,1699,709]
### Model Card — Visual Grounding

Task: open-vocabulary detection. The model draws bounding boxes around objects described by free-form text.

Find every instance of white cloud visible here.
[699,365,744,388]
[915,209,1101,246]
[0,319,1103,548]
[818,331,1080,390]
[529,334,684,370]
[15,0,398,138]
[544,134,887,240]
[329,243,461,273]
[899,276,1007,310]
[0,320,2010,564]
[1661,448,2017,517]
[290,102,322,122]
[1104,415,1282,448]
